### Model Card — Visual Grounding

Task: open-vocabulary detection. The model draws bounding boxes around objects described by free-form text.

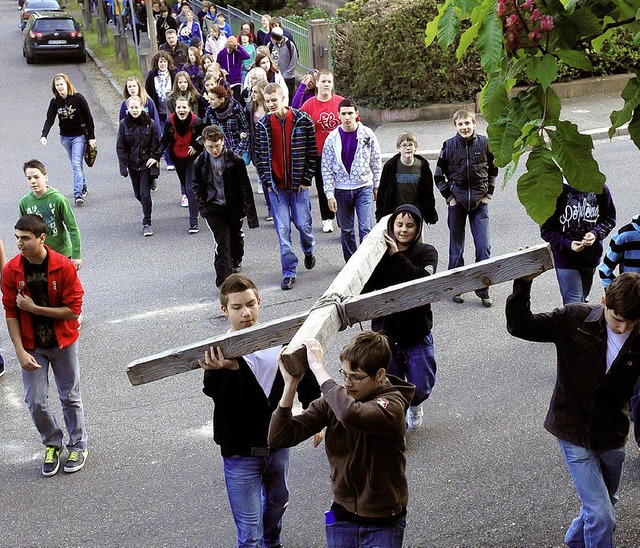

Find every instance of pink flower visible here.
[540,14,554,31]
[530,8,540,21]
[521,0,535,9]
[497,2,506,16]
[506,14,518,27]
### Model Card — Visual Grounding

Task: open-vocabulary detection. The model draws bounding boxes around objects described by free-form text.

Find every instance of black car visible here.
[19,0,62,30]
[23,12,86,64]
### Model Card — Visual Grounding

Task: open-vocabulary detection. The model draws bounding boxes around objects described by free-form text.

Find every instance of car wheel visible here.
[78,52,87,63]
[26,52,35,64]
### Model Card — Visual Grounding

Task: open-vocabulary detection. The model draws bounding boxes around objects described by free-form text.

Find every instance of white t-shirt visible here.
[606,325,631,373]
[243,346,281,397]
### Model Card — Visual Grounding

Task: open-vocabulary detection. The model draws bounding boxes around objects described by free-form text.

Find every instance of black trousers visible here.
[130,169,153,226]
[203,210,244,287]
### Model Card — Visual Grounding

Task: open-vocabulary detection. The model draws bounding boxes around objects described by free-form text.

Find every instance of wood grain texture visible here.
[126,311,308,385]
[279,216,391,375]
[345,243,554,322]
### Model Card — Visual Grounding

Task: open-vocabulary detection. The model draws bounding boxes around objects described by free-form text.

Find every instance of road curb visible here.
[86,45,123,97]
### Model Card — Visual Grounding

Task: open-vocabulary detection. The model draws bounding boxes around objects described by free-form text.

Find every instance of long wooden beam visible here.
[126,242,553,385]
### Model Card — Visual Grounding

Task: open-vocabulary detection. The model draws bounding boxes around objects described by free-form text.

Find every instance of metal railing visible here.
[189,1,313,71]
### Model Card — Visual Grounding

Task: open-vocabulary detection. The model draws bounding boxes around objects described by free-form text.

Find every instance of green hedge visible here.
[333,0,639,109]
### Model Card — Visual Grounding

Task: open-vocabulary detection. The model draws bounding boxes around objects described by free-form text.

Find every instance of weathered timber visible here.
[279,217,391,375]
[343,243,554,322]
[126,311,308,385]
[126,234,552,384]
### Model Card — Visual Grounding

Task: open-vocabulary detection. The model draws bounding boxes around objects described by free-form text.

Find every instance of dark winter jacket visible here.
[203,355,320,457]
[193,147,259,228]
[506,278,640,451]
[254,107,317,191]
[203,97,251,157]
[540,183,616,269]
[116,111,160,175]
[144,68,177,114]
[434,132,497,211]
[364,204,438,344]
[153,113,204,161]
[376,153,438,224]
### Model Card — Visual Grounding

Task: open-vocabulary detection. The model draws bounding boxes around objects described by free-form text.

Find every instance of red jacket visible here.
[2,246,83,350]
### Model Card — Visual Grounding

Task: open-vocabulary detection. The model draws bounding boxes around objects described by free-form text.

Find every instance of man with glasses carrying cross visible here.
[268,331,415,548]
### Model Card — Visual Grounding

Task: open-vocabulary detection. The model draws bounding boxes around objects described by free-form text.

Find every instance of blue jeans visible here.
[270,188,315,278]
[60,134,87,198]
[223,448,290,548]
[447,201,491,298]
[326,515,406,548]
[386,333,436,407]
[555,267,595,305]
[21,341,87,451]
[335,186,374,262]
[557,438,625,548]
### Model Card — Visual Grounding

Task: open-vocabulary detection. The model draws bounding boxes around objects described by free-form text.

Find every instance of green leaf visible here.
[480,71,508,123]
[629,106,640,148]
[556,49,593,71]
[548,121,606,192]
[538,54,558,90]
[488,117,523,167]
[502,160,517,187]
[525,57,540,83]
[517,143,564,226]
[477,5,502,72]
[609,75,640,136]
[424,3,445,48]
[438,1,458,47]
[456,21,481,59]
[591,17,615,52]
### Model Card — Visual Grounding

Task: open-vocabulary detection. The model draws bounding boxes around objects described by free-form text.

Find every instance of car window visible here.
[33,18,75,32]
[26,1,61,9]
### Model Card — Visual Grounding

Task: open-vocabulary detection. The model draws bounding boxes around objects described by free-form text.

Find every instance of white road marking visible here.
[108,302,214,324]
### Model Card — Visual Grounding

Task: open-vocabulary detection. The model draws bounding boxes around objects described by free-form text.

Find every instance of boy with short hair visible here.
[269,332,414,547]
[363,204,438,428]
[193,125,258,288]
[434,109,497,307]
[199,274,320,547]
[322,98,382,262]
[19,159,82,271]
[506,271,640,546]
[2,214,86,476]
[376,132,438,226]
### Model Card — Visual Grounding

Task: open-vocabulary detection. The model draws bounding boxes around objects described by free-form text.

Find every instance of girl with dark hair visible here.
[145,51,177,171]
[167,71,201,115]
[203,85,250,160]
[253,52,288,105]
[182,46,205,92]
[40,73,96,205]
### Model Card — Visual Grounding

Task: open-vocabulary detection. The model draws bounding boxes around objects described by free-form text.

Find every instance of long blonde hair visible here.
[123,76,150,105]
[51,73,76,97]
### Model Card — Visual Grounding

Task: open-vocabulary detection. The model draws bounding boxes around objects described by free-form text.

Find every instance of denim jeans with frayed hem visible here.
[326,514,406,548]
[386,333,436,407]
[557,438,625,548]
[223,448,290,548]
[22,341,87,451]
[270,188,315,278]
[60,134,87,198]
[335,186,374,262]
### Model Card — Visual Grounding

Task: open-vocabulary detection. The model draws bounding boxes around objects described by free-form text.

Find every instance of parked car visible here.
[19,0,62,30]
[23,12,86,64]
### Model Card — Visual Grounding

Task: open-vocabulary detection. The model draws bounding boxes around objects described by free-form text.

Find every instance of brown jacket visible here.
[268,376,414,518]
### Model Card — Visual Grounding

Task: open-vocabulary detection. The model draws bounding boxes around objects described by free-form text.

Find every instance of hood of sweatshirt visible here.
[386,203,423,247]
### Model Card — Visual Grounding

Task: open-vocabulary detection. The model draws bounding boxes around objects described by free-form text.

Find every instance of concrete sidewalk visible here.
[85,19,631,159]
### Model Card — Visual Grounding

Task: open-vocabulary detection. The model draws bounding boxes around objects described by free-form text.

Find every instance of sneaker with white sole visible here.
[322,219,334,233]
[143,225,153,237]
[407,405,424,428]
[42,446,61,476]
[167,165,175,172]
[188,224,199,234]
[181,195,188,207]
[64,449,88,473]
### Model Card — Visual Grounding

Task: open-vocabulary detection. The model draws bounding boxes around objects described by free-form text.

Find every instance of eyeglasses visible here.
[338,368,369,383]
[399,142,416,149]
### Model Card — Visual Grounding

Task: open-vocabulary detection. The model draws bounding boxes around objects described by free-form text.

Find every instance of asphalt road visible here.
[1,3,640,546]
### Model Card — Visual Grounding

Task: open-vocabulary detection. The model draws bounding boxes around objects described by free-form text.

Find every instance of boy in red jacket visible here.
[2,214,86,476]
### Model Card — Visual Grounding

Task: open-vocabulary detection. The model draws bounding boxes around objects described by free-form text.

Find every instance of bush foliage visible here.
[333,0,639,109]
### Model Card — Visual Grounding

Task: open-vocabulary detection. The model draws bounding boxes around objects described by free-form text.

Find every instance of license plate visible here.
[48,39,66,44]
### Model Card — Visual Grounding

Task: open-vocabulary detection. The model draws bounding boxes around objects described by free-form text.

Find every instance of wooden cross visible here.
[126,218,554,385]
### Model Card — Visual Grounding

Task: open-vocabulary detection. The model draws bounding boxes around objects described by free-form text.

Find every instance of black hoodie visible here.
[363,204,438,344]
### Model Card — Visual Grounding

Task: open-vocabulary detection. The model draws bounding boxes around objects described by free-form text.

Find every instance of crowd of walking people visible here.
[4,3,640,547]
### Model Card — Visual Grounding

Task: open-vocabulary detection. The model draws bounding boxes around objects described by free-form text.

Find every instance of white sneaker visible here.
[407,405,423,429]
[167,165,175,172]
[180,195,188,207]
[322,219,334,233]
[257,185,264,194]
